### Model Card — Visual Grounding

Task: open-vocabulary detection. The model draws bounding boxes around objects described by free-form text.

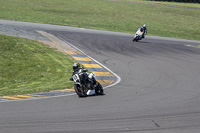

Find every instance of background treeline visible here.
[149,0,200,3]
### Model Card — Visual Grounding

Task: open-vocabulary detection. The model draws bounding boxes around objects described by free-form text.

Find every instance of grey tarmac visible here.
[0,20,200,133]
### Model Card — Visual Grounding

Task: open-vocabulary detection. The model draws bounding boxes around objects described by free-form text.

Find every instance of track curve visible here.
[0,21,200,133]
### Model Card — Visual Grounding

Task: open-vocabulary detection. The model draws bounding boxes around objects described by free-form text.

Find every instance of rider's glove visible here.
[70,78,73,81]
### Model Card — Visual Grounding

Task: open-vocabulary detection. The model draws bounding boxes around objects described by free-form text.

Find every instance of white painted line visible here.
[63,41,121,89]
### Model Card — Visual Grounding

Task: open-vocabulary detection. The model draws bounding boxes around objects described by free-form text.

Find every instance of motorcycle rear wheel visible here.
[95,82,104,95]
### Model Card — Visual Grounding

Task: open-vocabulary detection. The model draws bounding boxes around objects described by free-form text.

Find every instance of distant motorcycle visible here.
[71,69,104,97]
[133,28,144,42]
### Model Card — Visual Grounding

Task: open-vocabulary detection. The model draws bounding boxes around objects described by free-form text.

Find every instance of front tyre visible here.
[74,84,87,97]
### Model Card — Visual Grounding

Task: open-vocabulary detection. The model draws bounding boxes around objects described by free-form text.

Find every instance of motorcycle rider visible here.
[70,62,96,90]
[134,24,147,40]
[141,24,147,38]
[70,62,84,78]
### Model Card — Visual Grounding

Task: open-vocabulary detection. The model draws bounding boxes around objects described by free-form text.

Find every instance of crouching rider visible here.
[70,62,97,93]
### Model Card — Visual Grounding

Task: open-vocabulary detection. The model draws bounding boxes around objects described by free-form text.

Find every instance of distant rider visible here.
[140,24,147,38]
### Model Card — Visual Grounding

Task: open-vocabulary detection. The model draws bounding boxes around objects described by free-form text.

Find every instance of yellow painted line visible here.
[97,80,114,85]
[92,71,114,77]
[66,51,83,55]
[83,64,102,68]
[0,95,45,100]
[29,95,45,97]
[15,95,39,99]
[73,57,92,61]
[0,96,22,100]
[57,88,75,92]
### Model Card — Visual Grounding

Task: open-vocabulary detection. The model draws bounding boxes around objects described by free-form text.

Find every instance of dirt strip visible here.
[36,30,76,54]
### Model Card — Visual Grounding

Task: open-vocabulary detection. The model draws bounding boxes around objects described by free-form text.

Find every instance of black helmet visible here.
[73,62,80,70]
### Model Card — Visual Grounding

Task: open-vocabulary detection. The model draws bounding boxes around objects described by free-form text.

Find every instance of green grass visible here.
[0,0,199,40]
[191,45,200,47]
[0,35,75,96]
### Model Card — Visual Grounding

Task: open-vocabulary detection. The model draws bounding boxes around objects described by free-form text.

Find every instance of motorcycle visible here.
[71,69,104,97]
[133,29,144,42]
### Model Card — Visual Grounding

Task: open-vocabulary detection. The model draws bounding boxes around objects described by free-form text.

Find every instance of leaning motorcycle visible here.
[71,69,104,97]
[133,29,144,42]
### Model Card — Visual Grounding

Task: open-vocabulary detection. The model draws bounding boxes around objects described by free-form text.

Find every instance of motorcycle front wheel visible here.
[74,84,87,97]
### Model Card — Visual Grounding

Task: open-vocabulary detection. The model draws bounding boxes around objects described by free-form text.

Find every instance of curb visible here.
[66,50,115,87]
[0,31,120,102]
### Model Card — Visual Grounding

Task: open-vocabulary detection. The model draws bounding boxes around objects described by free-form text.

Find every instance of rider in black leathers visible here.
[70,62,87,82]
[70,62,96,90]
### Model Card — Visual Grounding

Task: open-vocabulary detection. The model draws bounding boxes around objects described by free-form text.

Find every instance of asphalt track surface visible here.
[0,20,200,133]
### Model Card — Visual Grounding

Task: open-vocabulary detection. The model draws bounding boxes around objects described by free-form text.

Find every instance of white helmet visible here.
[143,24,146,28]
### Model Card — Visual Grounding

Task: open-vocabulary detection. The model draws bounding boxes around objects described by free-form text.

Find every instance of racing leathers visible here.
[140,26,147,38]
[70,67,96,90]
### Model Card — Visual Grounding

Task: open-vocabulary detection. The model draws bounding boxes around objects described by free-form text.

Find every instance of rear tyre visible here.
[95,82,104,95]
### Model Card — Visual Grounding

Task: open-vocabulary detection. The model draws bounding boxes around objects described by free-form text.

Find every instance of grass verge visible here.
[0,0,199,40]
[191,45,200,47]
[0,35,74,96]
